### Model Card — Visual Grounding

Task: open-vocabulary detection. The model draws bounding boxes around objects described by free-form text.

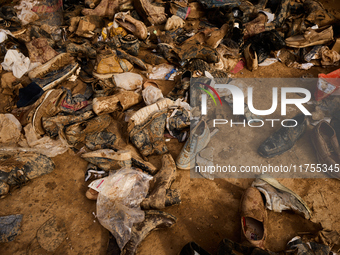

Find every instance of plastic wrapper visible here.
[89,168,152,249]
[147,64,176,80]
[315,68,340,101]
[142,85,164,105]
[1,50,40,79]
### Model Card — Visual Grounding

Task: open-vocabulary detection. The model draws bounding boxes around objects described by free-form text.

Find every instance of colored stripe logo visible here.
[199,83,222,106]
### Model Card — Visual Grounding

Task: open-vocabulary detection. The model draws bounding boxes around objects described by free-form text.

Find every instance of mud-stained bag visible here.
[90,168,152,249]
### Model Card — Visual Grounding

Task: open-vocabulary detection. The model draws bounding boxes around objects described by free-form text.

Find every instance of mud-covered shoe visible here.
[31,62,79,91]
[285,26,334,48]
[66,42,97,59]
[243,13,275,40]
[176,120,210,170]
[121,210,177,255]
[0,150,55,197]
[28,53,75,79]
[180,242,211,255]
[92,79,114,97]
[93,91,142,115]
[65,114,112,145]
[240,187,267,249]
[304,0,336,27]
[129,110,168,158]
[134,0,167,25]
[115,13,148,40]
[32,89,65,135]
[25,38,59,64]
[93,51,133,79]
[81,149,132,171]
[258,114,306,158]
[165,15,185,31]
[116,49,147,70]
[252,176,311,219]
[244,44,258,71]
[311,121,340,179]
[286,236,331,255]
[167,70,191,101]
[42,111,95,138]
[81,0,118,18]
[205,23,229,49]
[0,214,23,242]
[119,34,140,56]
[141,154,177,209]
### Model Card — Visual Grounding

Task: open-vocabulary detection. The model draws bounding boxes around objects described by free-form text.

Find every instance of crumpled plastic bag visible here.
[0,114,22,145]
[14,0,40,25]
[1,50,40,79]
[147,64,176,80]
[142,85,164,105]
[89,168,152,249]
[18,123,70,158]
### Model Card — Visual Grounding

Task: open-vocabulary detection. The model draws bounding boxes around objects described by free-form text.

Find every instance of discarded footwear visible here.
[243,13,275,40]
[92,91,142,115]
[217,238,255,255]
[129,110,168,158]
[252,176,311,219]
[31,62,79,91]
[81,0,118,18]
[141,154,177,209]
[311,121,340,179]
[66,42,97,59]
[304,0,336,27]
[119,34,140,56]
[240,187,267,249]
[42,111,95,138]
[25,38,58,64]
[121,210,177,255]
[244,44,258,71]
[116,49,147,70]
[176,120,210,170]
[81,149,132,171]
[32,89,64,135]
[167,70,191,101]
[285,26,334,48]
[91,79,114,97]
[0,150,55,197]
[205,23,229,49]
[28,53,74,79]
[65,114,111,145]
[180,242,211,255]
[257,114,306,158]
[134,0,167,25]
[0,214,23,242]
[93,51,133,78]
[286,236,331,255]
[115,13,148,40]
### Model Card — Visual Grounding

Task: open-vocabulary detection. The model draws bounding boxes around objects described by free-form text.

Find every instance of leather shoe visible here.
[258,114,306,158]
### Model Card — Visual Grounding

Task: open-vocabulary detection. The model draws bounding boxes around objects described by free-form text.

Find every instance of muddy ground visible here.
[1,0,340,254]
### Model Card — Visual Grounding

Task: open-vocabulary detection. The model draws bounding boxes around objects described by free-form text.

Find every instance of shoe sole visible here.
[42,63,79,91]
[286,39,332,48]
[29,53,73,79]
[92,71,116,79]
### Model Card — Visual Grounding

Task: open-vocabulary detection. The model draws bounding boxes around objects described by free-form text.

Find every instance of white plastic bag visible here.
[142,85,164,105]
[89,168,152,249]
[1,50,40,79]
[147,64,176,80]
